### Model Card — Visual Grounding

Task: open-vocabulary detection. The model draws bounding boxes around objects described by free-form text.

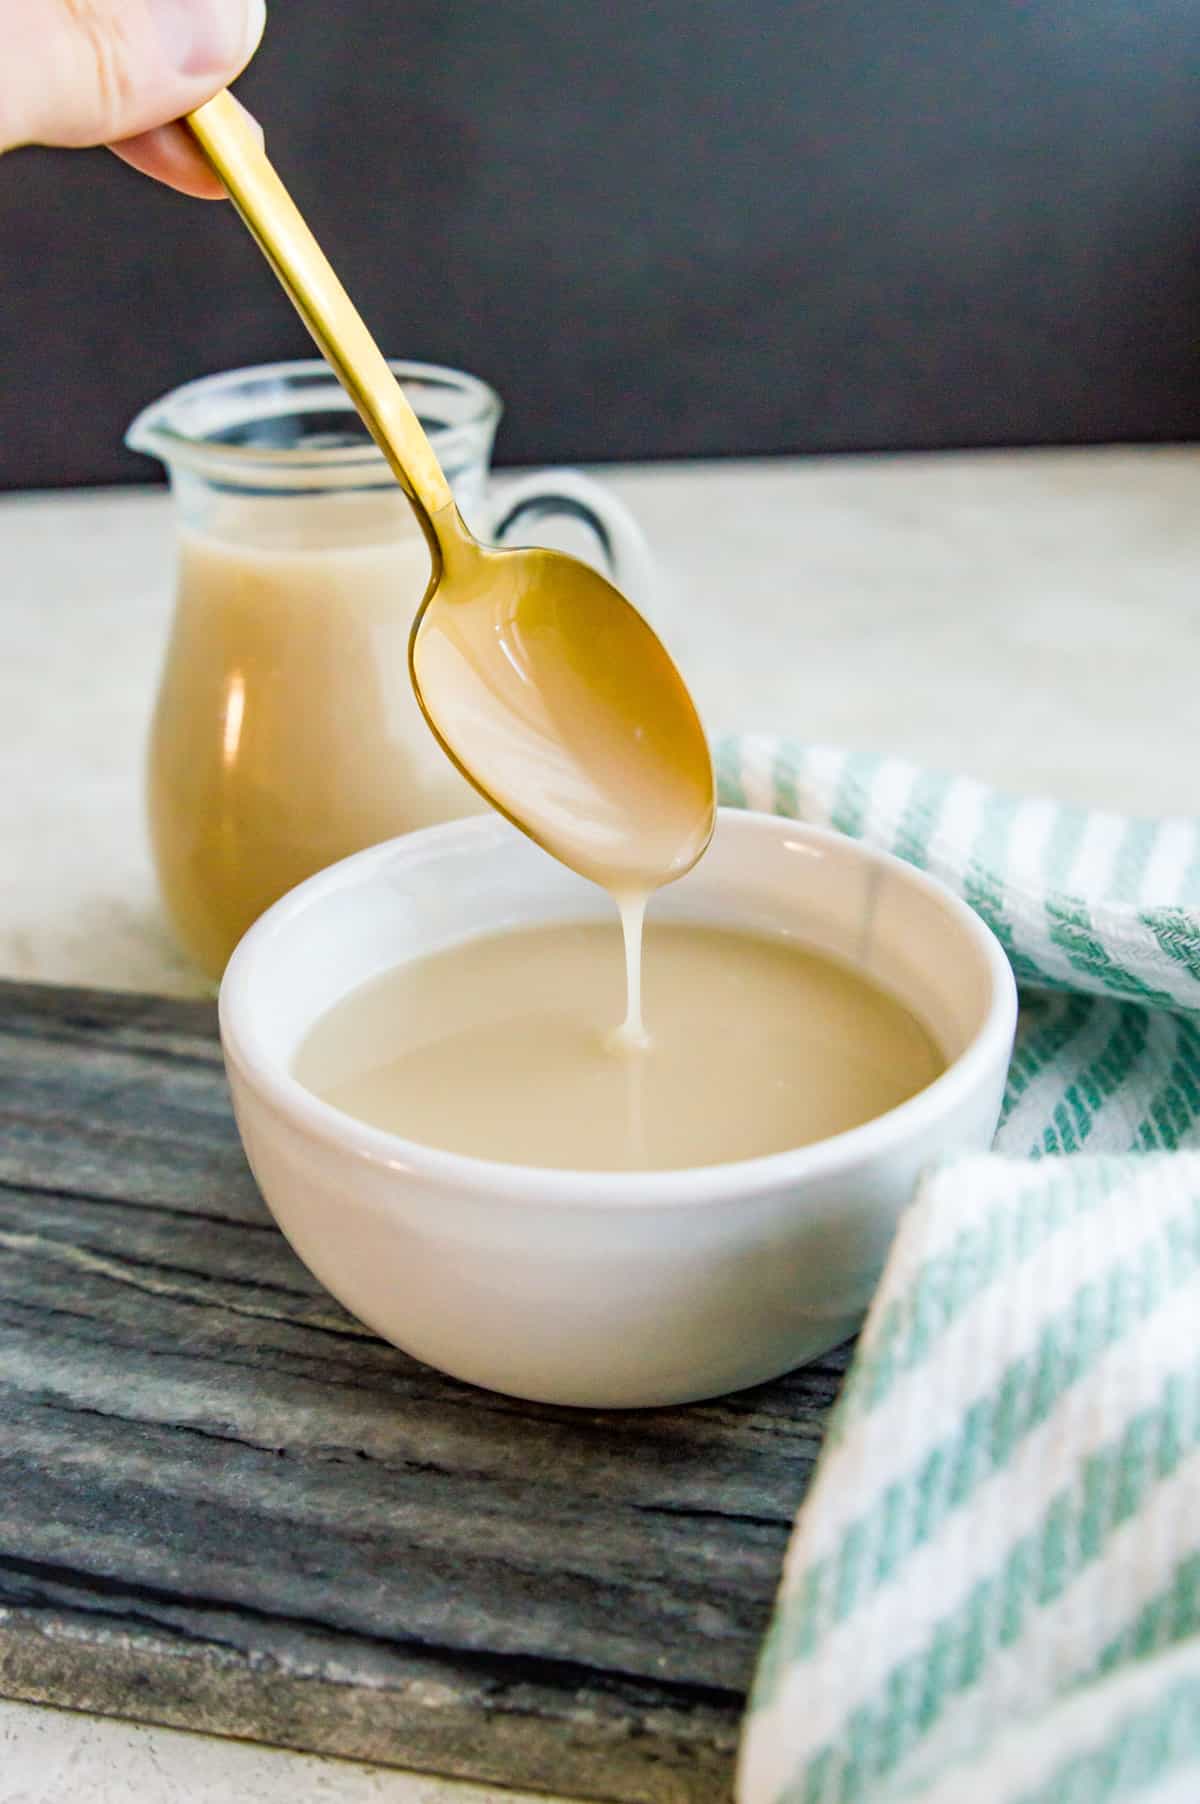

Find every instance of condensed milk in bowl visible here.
[219,809,1017,1408]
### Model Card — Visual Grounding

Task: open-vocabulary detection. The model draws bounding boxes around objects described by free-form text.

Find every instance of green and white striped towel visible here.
[718,742,1200,1804]
[718,740,1200,1156]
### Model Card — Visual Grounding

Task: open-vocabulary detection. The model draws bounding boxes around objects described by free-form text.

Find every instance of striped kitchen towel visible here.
[718,742,1200,1804]
[717,740,1200,1156]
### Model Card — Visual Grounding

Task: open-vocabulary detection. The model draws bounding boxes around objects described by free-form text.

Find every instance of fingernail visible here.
[150,0,267,77]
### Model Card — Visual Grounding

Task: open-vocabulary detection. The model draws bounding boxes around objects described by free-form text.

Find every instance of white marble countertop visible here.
[2,443,1199,1800]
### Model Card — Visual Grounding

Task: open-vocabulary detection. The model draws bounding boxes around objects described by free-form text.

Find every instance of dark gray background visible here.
[3,0,1199,489]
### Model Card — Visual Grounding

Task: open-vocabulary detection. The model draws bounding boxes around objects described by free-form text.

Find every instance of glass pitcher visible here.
[127,360,656,982]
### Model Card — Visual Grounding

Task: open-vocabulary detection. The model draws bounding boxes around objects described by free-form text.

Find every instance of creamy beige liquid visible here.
[293,921,945,1171]
[149,494,484,979]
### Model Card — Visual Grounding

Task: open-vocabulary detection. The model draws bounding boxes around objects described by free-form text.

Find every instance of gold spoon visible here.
[187,92,715,897]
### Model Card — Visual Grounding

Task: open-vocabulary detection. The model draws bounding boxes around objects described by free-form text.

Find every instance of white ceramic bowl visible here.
[219,809,1017,1408]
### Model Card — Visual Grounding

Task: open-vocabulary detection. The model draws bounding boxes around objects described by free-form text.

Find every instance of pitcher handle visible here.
[489,468,659,617]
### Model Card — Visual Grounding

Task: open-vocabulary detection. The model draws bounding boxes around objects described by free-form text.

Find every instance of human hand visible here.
[1,0,266,199]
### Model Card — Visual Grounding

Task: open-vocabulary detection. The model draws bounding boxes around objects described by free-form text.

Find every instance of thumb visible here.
[3,0,266,152]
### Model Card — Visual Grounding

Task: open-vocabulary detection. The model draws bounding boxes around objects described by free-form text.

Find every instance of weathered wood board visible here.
[0,980,848,1802]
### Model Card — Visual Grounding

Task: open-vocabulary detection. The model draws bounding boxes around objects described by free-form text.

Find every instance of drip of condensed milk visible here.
[612,895,650,1049]
[410,558,715,1045]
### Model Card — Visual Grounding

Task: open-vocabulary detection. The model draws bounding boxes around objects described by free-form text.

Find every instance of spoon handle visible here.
[187,91,454,524]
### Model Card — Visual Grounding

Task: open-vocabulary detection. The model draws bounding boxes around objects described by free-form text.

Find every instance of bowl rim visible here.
[218,808,1018,1209]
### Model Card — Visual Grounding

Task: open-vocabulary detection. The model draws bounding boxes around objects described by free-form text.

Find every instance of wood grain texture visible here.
[0,980,848,1802]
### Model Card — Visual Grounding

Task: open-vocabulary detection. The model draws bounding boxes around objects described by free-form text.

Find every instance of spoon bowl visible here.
[187,93,714,887]
[410,531,714,889]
